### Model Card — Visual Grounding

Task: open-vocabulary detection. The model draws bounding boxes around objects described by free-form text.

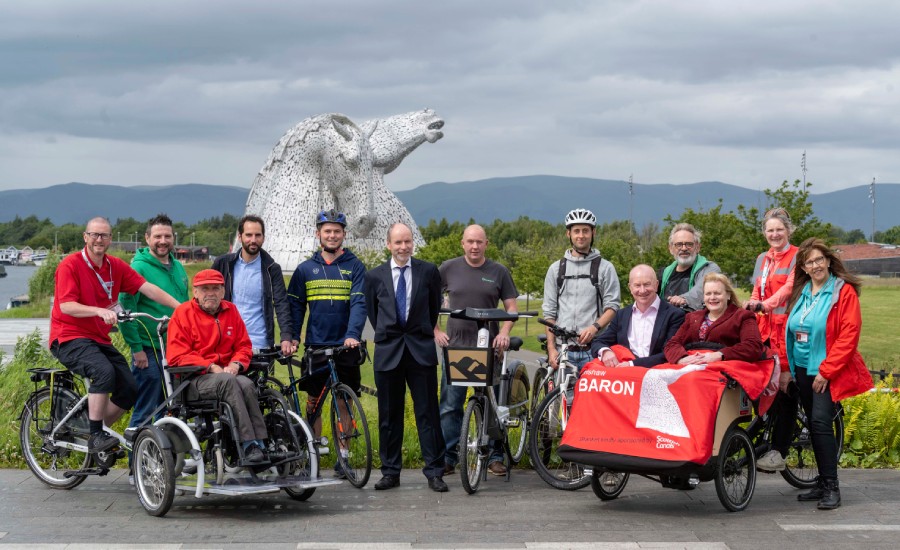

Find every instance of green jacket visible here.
[119,247,189,355]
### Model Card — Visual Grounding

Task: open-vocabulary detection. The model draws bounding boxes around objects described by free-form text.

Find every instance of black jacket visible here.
[212,248,293,348]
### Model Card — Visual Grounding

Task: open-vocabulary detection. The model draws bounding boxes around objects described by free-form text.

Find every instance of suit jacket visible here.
[364,258,442,372]
[590,299,686,367]
[664,303,764,363]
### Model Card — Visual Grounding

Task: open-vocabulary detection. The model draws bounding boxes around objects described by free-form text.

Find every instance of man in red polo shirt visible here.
[50,217,180,455]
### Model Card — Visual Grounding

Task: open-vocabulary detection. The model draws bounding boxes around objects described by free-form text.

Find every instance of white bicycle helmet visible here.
[565,208,596,228]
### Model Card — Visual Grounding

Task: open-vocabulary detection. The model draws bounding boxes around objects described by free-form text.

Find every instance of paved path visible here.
[0,318,48,362]
[1,468,899,548]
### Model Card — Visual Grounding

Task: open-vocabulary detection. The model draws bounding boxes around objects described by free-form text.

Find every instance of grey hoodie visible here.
[542,248,621,339]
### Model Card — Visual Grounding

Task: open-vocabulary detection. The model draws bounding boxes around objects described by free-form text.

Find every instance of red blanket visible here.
[560,356,774,465]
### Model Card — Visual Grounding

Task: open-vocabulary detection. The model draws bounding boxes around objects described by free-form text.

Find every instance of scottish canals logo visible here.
[656,435,679,449]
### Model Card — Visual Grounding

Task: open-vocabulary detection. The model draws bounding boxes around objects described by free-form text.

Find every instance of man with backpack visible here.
[542,209,621,370]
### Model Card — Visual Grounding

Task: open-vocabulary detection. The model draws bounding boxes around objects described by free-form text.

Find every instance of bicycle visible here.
[442,307,534,494]
[264,343,373,488]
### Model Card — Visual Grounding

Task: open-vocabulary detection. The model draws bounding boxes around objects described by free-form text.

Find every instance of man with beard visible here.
[542,209,621,372]
[590,264,685,367]
[287,209,367,478]
[212,215,295,356]
[658,223,721,312]
[166,269,268,464]
[49,217,180,455]
[119,214,189,433]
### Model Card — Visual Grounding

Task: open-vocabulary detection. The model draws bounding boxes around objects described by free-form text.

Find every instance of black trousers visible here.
[374,347,446,479]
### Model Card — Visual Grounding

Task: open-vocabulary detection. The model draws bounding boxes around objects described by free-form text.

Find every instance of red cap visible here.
[193,269,225,286]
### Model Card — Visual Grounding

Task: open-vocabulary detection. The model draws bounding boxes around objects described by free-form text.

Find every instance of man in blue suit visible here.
[590,264,686,367]
[364,223,448,492]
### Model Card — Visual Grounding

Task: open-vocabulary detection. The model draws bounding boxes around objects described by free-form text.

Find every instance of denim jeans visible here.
[566,348,593,371]
[439,364,505,466]
[794,367,838,481]
[128,348,165,430]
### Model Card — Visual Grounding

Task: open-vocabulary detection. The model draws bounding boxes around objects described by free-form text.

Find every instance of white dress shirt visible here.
[627,295,661,359]
[390,257,412,321]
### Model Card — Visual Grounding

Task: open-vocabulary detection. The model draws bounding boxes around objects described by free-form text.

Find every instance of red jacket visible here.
[800,281,873,402]
[166,299,252,373]
[750,244,798,370]
[664,304,764,363]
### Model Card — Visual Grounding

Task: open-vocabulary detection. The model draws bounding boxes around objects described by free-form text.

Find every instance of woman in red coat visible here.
[783,238,873,510]
[664,273,764,364]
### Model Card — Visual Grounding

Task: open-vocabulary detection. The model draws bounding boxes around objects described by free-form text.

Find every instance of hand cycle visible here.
[264,343,373,488]
[528,318,595,490]
[441,307,535,494]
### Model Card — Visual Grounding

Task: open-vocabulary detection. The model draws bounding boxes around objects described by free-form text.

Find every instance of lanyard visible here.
[81,248,114,302]
[759,257,772,300]
[799,290,823,327]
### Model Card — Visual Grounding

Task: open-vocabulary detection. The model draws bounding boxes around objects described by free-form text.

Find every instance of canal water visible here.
[0,265,38,309]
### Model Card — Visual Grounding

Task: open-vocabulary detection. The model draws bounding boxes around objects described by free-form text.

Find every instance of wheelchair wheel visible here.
[20,387,92,489]
[782,403,845,489]
[715,426,756,512]
[133,428,176,517]
[590,469,629,501]
[529,388,589,490]
[268,408,318,501]
[459,398,485,495]
[330,384,372,488]
[507,361,530,464]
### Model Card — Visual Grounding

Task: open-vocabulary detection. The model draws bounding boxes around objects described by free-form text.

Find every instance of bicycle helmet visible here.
[565,208,596,228]
[316,209,347,228]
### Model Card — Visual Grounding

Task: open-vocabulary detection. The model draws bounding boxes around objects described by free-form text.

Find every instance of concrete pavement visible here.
[1,468,899,548]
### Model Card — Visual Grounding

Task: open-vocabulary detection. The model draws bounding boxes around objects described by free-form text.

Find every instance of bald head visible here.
[628,264,659,311]
[461,224,488,267]
[387,222,414,265]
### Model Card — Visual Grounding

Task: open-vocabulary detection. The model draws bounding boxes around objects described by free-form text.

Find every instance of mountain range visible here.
[1,177,896,232]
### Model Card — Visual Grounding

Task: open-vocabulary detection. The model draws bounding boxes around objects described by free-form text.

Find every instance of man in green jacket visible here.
[119,214,189,430]
[658,223,721,312]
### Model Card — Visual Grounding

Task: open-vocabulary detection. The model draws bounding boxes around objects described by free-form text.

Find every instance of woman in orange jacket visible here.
[783,238,873,510]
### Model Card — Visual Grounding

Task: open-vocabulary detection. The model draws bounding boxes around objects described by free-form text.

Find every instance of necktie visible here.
[396,265,408,326]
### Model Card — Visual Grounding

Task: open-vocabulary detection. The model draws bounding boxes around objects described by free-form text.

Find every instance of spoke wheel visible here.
[267,405,319,501]
[133,428,175,517]
[590,469,629,500]
[715,427,756,512]
[507,362,530,463]
[459,398,485,494]
[782,403,845,489]
[330,384,372,488]
[529,388,589,490]
[20,387,92,489]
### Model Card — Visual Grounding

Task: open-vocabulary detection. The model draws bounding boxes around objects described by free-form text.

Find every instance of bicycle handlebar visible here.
[305,341,369,357]
[536,318,579,340]
[438,308,539,320]
[117,311,169,324]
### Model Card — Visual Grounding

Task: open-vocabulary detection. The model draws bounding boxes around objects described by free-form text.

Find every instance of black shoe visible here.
[428,476,448,492]
[798,477,826,501]
[442,463,456,477]
[374,475,400,490]
[244,445,266,464]
[88,432,119,454]
[817,478,841,510]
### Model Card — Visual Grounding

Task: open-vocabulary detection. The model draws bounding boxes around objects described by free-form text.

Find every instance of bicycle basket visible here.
[443,347,494,387]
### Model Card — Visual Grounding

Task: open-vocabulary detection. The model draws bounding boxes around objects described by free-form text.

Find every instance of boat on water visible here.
[6,294,29,310]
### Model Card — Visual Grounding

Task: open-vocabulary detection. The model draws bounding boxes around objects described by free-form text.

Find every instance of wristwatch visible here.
[592,322,602,331]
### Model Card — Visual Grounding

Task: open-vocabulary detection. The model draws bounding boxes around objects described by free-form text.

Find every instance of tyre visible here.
[530,366,549,420]
[330,384,372,489]
[19,387,92,489]
[529,388,589,490]
[459,398,485,494]
[590,469,629,501]
[715,426,756,512]
[782,402,845,489]
[268,407,318,501]
[507,362,530,463]
[133,428,176,517]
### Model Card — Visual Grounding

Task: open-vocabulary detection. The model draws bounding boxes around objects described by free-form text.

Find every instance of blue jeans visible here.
[566,348,593,371]
[439,365,505,466]
[128,348,165,430]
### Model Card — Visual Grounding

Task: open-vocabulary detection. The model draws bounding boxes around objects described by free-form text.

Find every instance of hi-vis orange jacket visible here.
[751,244,798,369]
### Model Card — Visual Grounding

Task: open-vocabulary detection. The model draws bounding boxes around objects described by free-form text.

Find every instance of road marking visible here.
[781,524,900,531]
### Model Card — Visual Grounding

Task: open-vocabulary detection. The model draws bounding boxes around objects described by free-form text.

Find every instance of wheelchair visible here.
[124,313,340,517]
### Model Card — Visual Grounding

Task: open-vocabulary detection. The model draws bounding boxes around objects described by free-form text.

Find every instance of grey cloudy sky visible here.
[1,0,898,194]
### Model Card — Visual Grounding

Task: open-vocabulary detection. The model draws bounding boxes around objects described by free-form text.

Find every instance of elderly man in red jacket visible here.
[166,269,268,464]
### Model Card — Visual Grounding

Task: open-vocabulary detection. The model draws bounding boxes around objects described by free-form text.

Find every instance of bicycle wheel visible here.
[781,402,845,489]
[330,384,372,488]
[267,405,318,501]
[459,398,485,494]
[529,387,589,490]
[133,427,176,517]
[530,366,549,420]
[20,387,92,489]
[715,426,756,512]
[590,469,629,501]
[507,361,530,463]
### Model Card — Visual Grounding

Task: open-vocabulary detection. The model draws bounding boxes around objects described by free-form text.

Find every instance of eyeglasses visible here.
[803,256,827,269]
[671,242,695,249]
[85,232,112,240]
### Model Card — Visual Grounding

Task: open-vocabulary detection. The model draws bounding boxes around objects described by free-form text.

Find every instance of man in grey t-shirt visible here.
[434,224,518,477]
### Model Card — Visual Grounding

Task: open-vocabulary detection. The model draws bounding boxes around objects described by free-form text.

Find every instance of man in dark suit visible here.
[364,223,448,492]
[590,264,686,367]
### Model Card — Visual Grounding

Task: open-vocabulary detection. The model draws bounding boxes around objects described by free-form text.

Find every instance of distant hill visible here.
[1,178,897,232]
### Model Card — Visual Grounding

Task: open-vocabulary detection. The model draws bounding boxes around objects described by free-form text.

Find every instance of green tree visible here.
[874,225,900,244]
[737,179,832,248]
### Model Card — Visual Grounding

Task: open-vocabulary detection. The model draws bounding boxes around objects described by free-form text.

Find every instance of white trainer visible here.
[757,449,786,471]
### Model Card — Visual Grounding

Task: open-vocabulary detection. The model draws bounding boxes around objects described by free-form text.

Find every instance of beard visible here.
[676,253,697,268]
[241,241,260,256]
